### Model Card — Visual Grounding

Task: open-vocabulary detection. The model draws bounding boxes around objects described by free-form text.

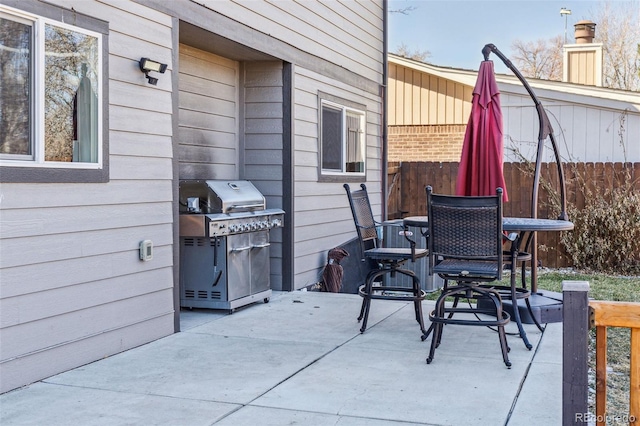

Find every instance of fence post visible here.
[562,280,591,425]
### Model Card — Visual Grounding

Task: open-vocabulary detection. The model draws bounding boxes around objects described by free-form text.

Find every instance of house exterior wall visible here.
[0,0,385,392]
[178,45,240,180]
[501,91,640,163]
[167,0,384,291]
[388,59,640,164]
[241,61,285,290]
[292,66,384,288]
[388,62,472,126]
[0,0,176,393]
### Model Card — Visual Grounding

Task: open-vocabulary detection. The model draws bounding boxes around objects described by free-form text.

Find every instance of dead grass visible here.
[537,270,640,424]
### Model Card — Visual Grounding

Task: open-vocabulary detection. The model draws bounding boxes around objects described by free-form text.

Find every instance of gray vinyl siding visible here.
[292,67,383,289]
[199,0,383,83]
[178,45,239,180]
[0,0,175,393]
[242,61,285,290]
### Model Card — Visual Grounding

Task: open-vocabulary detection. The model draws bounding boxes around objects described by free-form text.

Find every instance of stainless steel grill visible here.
[179,180,284,312]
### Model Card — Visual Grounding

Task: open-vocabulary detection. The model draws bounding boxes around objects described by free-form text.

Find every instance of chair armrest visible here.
[376,219,421,261]
[379,219,404,227]
[504,232,519,243]
[502,232,521,264]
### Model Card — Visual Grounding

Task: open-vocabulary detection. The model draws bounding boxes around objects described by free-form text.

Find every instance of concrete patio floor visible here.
[0,291,562,425]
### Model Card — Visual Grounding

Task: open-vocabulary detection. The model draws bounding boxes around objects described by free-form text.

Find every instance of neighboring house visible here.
[387,53,640,164]
[0,0,388,393]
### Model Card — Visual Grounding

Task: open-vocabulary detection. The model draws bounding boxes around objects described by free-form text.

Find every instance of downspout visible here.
[381,0,389,220]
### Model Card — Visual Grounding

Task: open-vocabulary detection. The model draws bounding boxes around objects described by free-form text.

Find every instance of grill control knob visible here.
[250,222,258,231]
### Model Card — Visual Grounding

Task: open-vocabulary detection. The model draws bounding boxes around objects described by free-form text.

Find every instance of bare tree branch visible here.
[389,6,417,15]
[511,36,563,81]
[394,42,431,62]
[511,0,639,90]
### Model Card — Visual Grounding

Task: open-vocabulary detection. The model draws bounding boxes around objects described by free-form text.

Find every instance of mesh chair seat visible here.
[344,184,428,338]
[365,247,428,262]
[434,258,499,277]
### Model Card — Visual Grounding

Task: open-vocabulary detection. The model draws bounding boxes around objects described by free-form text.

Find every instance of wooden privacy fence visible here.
[387,161,640,269]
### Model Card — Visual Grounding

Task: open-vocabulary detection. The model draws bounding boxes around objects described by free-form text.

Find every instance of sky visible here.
[387,0,633,73]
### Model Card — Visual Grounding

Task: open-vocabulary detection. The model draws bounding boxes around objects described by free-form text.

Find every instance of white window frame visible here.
[320,99,366,178]
[0,5,103,170]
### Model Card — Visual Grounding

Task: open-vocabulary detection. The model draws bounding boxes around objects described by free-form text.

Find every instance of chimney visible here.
[562,20,603,86]
[574,20,596,43]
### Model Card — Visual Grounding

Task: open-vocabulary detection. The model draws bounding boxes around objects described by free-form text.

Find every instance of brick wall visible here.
[388,124,466,162]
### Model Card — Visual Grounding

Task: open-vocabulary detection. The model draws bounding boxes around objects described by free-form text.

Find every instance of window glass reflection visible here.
[44,23,98,162]
[0,17,32,156]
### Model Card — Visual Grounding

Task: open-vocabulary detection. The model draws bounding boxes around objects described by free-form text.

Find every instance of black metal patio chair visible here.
[425,186,531,368]
[343,183,428,337]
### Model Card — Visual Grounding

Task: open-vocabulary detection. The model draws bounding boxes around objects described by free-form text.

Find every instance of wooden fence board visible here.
[387,161,639,268]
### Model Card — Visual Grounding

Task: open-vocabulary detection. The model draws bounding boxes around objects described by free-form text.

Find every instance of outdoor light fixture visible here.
[139,57,167,85]
[560,7,572,44]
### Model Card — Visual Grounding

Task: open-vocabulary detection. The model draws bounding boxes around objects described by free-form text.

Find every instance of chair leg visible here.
[426,288,449,363]
[485,290,512,368]
[359,297,372,333]
[426,320,442,364]
[422,278,448,341]
[411,274,428,337]
[358,270,378,333]
[357,297,366,322]
[422,323,435,341]
[497,323,512,369]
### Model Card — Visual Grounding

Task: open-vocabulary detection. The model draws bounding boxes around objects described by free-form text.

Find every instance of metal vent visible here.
[183,238,211,247]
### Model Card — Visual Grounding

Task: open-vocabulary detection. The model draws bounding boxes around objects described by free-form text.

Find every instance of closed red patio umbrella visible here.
[456,60,508,201]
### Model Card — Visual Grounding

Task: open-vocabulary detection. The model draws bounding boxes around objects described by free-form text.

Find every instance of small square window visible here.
[319,99,366,179]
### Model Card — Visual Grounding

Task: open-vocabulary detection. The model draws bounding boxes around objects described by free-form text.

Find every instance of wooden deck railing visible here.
[589,301,640,425]
[563,283,640,425]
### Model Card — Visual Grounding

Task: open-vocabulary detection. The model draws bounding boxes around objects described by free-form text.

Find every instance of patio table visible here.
[402,216,574,294]
[502,217,574,294]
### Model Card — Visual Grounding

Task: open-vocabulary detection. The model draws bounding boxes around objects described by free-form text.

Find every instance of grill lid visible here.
[179,180,266,214]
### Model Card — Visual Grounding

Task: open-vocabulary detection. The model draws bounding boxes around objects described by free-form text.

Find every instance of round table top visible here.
[502,217,574,232]
[402,216,574,232]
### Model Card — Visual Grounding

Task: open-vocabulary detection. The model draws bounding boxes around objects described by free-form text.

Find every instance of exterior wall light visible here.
[139,58,167,85]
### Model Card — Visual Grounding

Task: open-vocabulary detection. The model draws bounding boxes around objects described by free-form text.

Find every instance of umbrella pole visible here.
[482,44,570,293]
[482,44,568,221]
